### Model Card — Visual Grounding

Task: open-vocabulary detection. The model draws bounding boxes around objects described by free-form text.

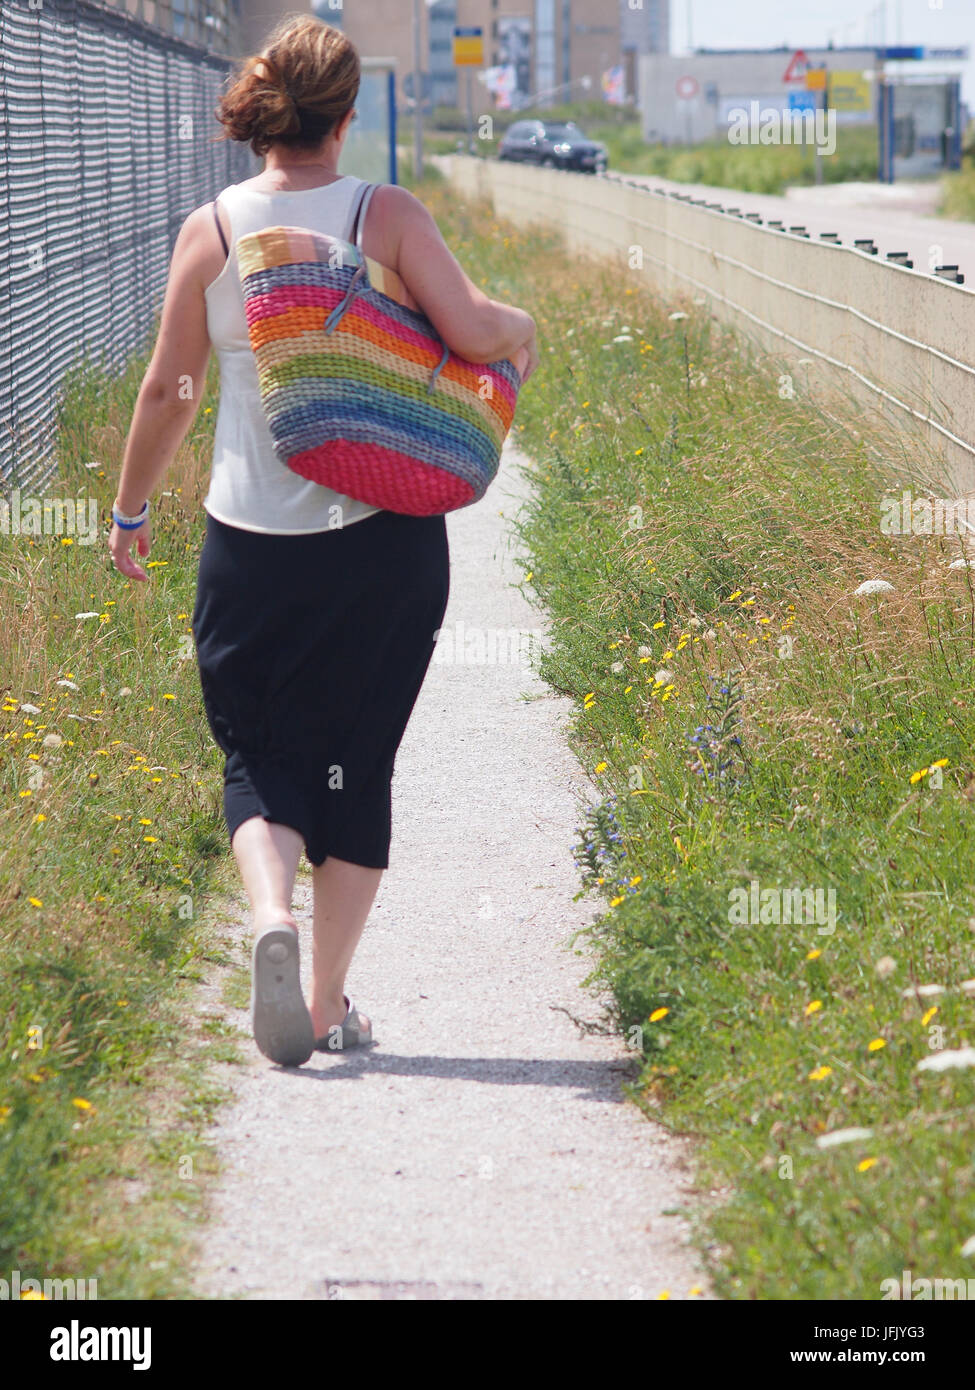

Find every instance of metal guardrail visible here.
[0,0,254,491]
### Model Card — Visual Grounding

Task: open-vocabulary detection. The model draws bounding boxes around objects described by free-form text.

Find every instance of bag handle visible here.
[344,180,373,246]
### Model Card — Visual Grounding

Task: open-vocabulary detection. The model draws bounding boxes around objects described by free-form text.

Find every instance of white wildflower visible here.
[655,668,674,683]
[41,734,63,749]
[815,1127,874,1150]
[874,956,897,979]
[56,679,79,691]
[19,703,42,716]
[900,983,944,999]
[610,661,625,674]
[916,1047,975,1073]
[637,645,653,658]
[75,611,100,620]
[854,580,895,596]
[961,1235,975,1258]
[668,311,688,322]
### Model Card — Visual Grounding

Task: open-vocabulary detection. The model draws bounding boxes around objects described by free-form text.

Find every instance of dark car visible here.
[497,120,608,173]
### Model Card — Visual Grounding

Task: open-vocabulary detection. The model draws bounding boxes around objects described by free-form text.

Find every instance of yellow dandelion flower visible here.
[71,1098,92,1111]
[595,761,608,773]
[649,1007,669,1022]
[931,758,949,769]
[857,1157,878,1172]
[143,835,159,843]
[688,1285,703,1297]
[652,620,666,630]
[629,875,642,886]
[909,767,928,784]
[921,1006,938,1026]
[868,1038,886,1052]
[726,590,743,601]
[808,1065,832,1081]
[806,948,822,960]
[33,813,46,823]
[28,897,42,907]
[19,789,32,798]
[804,1000,823,1016]
[609,895,624,907]
[657,1290,671,1300]
[139,818,152,825]
[0,1105,11,1121]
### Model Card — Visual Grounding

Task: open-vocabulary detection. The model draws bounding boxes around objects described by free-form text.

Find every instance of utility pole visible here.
[413,0,424,180]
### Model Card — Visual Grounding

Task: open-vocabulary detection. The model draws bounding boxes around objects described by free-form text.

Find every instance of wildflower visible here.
[595,761,608,773]
[808,1065,832,1081]
[610,662,624,674]
[162,694,176,701]
[19,703,41,716]
[815,1127,873,1149]
[655,669,673,684]
[649,1008,669,1022]
[916,1048,975,1073]
[867,1038,886,1052]
[853,579,895,596]
[56,679,79,691]
[874,956,896,979]
[857,1157,878,1172]
[71,1098,92,1111]
[668,311,688,321]
[143,836,159,843]
[920,1006,938,1027]
[41,734,62,748]
[28,897,42,907]
[75,612,100,620]
[804,1000,823,1016]
[806,948,822,960]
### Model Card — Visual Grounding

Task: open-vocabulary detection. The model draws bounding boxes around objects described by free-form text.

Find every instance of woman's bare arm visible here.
[375,185,536,365]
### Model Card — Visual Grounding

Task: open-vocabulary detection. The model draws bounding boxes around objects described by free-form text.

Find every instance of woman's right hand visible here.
[514,329,539,385]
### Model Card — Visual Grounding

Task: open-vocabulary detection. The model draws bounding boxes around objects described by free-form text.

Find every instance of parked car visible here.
[497,120,608,173]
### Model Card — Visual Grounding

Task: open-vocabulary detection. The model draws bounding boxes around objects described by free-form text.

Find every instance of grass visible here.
[0,346,248,1297]
[940,127,975,220]
[415,180,975,1298]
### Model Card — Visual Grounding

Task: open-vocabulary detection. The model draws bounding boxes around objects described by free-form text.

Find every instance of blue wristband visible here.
[112,501,148,530]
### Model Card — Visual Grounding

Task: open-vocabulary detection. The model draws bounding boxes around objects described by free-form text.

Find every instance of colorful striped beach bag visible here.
[235,181,522,517]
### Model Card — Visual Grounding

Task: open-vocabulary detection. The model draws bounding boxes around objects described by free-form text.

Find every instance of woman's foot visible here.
[309,989,370,1045]
[250,923,315,1067]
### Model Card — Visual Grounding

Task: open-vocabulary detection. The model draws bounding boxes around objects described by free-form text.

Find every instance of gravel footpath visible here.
[191,443,708,1301]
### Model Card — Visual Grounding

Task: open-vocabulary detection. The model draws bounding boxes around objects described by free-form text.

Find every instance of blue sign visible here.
[788,92,816,111]
[880,45,970,61]
[454,26,483,36]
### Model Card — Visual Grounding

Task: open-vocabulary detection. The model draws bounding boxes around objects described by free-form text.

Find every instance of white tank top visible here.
[203,177,382,534]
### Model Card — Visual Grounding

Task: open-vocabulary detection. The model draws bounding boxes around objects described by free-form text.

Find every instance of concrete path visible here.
[192,443,706,1301]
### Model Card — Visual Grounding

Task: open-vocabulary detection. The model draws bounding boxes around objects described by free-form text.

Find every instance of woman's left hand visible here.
[108,517,153,582]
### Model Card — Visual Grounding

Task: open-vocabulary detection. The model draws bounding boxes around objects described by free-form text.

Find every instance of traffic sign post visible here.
[453,26,484,155]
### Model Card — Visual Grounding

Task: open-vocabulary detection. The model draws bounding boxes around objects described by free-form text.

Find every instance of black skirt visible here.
[191,507,450,869]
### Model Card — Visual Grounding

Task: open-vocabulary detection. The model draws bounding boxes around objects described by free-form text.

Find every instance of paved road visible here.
[605,171,975,280]
[192,442,707,1302]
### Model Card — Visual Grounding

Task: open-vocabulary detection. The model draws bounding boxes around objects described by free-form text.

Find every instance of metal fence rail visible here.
[0,0,254,490]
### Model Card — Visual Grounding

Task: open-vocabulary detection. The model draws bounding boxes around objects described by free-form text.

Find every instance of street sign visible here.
[675,74,699,99]
[829,71,871,113]
[783,50,809,83]
[453,26,484,67]
[788,91,816,111]
[805,68,827,91]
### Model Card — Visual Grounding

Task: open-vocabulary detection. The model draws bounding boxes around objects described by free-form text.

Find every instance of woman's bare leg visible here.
[231,817,304,935]
[308,856,383,1038]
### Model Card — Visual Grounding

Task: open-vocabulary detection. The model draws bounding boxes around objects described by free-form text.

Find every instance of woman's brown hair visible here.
[216,16,360,157]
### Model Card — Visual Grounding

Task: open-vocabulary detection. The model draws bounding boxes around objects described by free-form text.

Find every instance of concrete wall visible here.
[441,154,975,491]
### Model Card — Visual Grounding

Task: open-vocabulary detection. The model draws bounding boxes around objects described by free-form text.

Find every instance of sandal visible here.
[250,925,315,1067]
[315,996,374,1052]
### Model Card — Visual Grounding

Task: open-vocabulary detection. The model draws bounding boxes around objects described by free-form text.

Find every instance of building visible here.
[639,47,878,144]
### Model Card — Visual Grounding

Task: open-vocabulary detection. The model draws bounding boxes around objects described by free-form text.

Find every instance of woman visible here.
[108,16,538,1067]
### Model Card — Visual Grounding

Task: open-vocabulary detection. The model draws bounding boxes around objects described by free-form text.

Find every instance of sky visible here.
[669,0,975,105]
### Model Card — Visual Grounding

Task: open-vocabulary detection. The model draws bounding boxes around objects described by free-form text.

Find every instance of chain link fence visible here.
[0,0,255,490]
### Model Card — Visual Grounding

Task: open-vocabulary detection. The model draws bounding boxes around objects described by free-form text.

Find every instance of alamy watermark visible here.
[0,488,100,545]
[1,1268,98,1299]
[726,103,836,156]
[728,879,837,935]
[880,490,975,537]
[432,621,543,666]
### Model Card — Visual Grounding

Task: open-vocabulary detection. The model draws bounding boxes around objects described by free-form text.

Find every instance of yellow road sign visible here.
[453,27,484,67]
[828,70,872,112]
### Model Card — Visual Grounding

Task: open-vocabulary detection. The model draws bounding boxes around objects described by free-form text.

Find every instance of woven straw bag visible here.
[235,181,522,517]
